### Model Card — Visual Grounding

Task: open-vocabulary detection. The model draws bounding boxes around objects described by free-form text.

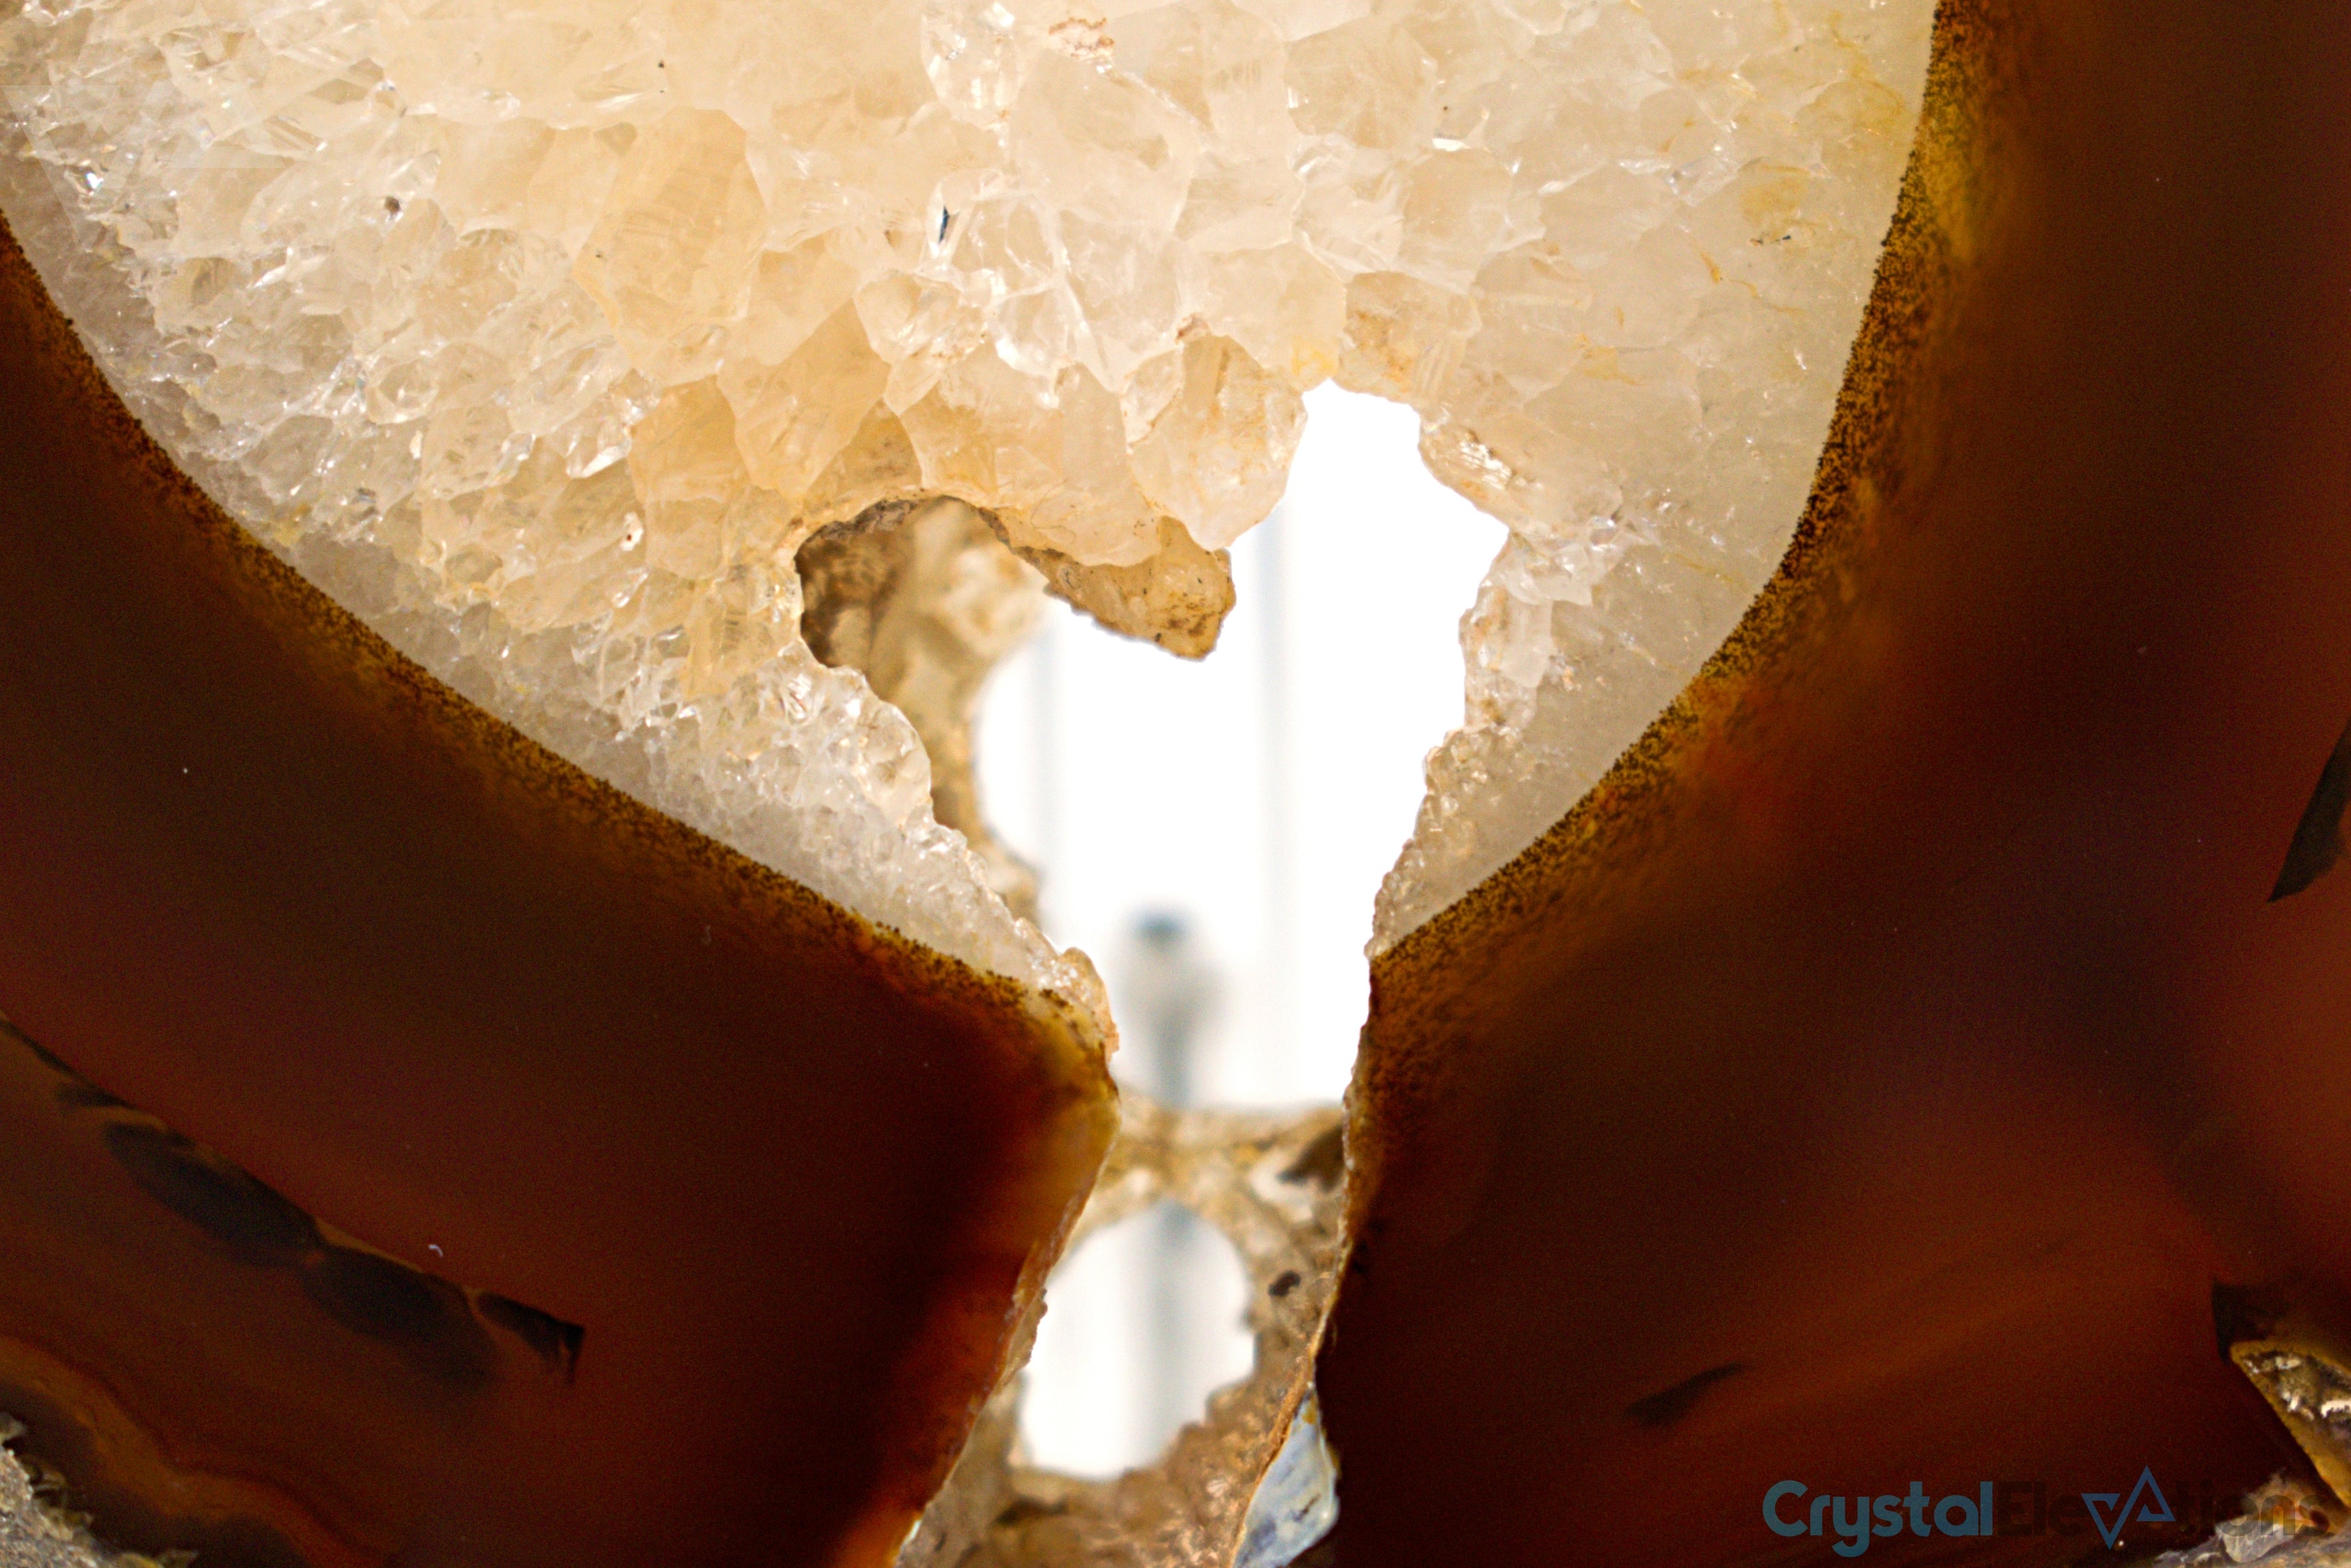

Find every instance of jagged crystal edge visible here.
[0,108,1073,998]
[1366,0,1936,950]
[1,0,1932,975]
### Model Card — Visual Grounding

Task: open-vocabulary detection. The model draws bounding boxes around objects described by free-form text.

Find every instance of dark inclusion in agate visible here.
[0,213,1113,1566]
[11,1016,579,1393]
[2274,721,2351,903]
[1320,0,2351,1564]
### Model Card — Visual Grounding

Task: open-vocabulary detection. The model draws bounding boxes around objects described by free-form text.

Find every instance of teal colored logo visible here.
[1764,1481,1995,1557]
[1765,1470,2182,1557]
[2084,1468,2174,1550]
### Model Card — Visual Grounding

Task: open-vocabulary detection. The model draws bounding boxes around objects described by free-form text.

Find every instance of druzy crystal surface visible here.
[0,0,1930,980]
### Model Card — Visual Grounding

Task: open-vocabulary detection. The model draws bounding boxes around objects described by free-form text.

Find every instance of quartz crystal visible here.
[797,498,1054,913]
[2152,1480,2351,1568]
[0,0,1930,984]
[0,1418,138,1568]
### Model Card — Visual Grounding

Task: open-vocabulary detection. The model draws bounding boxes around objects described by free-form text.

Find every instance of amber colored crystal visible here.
[0,216,1114,1567]
[1320,1,2351,1563]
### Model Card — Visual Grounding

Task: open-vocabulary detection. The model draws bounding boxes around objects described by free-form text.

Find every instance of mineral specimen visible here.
[0,0,1941,1548]
[11,0,2192,1559]
[2,0,2349,1551]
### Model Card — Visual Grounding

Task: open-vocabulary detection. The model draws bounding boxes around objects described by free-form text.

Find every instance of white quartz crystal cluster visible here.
[1368,0,1930,940]
[0,0,1929,978]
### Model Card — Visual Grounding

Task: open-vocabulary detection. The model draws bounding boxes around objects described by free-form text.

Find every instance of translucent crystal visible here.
[2151,1479,2351,1568]
[0,1418,144,1568]
[797,497,1051,912]
[0,0,1932,986]
[1230,1395,1339,1568]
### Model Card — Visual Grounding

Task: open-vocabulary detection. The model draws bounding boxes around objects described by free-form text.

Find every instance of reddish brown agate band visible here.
[0,214,1114,1567]
[1324,1,2351,1563]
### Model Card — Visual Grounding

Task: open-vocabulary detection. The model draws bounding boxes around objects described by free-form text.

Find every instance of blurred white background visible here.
[977,384,1504,1477]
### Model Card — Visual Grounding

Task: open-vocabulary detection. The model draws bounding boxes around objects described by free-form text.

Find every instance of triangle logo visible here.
[2084,1467,2174,1549]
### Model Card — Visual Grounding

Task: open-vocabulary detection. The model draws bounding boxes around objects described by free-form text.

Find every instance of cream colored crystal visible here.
[0,0,1930,980]
[0,1419,163,1568]
[797,496,1052,913]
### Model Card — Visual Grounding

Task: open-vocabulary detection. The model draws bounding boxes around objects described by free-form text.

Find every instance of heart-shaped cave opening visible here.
[788,383,1493,1543]
[801,385,1500,1109]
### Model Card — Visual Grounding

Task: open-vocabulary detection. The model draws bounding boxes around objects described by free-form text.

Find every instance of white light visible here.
[1018,1202,1255,1477]
[977,383,1505,1106]
[985,385,1504,1477]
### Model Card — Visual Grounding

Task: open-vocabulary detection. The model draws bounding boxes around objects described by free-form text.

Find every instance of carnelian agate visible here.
[0,217,1113,1567]
[1322,1,2351,1564]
